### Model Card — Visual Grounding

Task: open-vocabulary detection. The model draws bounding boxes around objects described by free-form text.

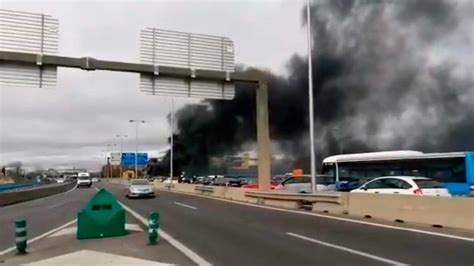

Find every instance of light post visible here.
[170,98,174,181]
[307,0,317,193]
[129,119,146,178]
[106,144,117,180]
[116,134,128,179]
[100,149,107,179]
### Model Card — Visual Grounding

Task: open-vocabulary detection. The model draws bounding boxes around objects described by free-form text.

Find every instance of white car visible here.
[126,179,155,198]
[351,176,451,197]
[163,177,178,184]
[276,175,336,193]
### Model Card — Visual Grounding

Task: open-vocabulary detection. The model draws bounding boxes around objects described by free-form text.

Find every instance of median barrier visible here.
[154,182,474,230]
[223,187,257,203]
[347,193,474,231]
[245,191,346,210]
[195,186,215,195]
[0,182,76,206]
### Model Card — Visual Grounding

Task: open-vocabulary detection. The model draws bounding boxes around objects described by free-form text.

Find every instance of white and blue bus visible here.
[321,150,474,196]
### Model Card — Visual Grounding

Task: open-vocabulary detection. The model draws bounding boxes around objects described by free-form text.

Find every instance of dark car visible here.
[179,176,195,184]
[213,176,242,187]
[226,177,243,187]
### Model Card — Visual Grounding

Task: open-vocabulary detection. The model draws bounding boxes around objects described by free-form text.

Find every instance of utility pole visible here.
[307,0,317,193]
[130,120,145,178]
[116,134,128,179]
[106,144,116,181]
[170,97,174,181]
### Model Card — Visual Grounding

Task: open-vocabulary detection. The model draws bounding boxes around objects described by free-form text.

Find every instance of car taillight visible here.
[470,185,474,191]
[414,188,423,195]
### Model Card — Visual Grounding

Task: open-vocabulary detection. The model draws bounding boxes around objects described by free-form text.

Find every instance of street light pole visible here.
[130,120,145,178]
[170,97,174,181]
[307,0,317,193]
[107,144,117,181]
[116,134,128,179]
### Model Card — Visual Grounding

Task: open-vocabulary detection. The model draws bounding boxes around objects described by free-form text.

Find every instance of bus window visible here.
[321,164,336,177]
[347,170,364,179]
[425,157,465,183]
[385,170,402,176]
[365,170,384,178]
[403,169,427,177]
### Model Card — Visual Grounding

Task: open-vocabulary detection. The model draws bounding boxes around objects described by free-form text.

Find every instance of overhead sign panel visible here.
[110,152,121,166]
[121,153,148,166]
[0,9,59,88]
[139,28,235,100]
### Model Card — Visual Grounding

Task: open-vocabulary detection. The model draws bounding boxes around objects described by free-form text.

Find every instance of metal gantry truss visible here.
[0,8,273,190]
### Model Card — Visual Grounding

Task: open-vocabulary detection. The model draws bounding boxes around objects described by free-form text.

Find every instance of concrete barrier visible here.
[153,182,474,231]
[348,193,474,230]
[154,183,254,203]
[0,182,76,206]
[224,187,257,203]
[245,191,346,210]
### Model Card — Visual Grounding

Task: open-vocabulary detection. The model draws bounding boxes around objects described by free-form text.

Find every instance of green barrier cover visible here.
[77,189,128,239]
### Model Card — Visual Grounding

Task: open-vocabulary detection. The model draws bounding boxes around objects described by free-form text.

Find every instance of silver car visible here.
[126,179,155,198]
[276,175,336,193]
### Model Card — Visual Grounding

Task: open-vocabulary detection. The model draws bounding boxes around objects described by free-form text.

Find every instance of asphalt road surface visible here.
[1,182,473,265]
[0,185,95,251]
[98,182,474,266]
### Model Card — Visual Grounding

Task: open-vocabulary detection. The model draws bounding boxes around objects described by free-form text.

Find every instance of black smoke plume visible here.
[152,0,474,175]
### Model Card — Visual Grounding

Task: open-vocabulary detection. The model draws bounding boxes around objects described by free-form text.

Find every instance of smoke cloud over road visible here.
[162,0,474,174]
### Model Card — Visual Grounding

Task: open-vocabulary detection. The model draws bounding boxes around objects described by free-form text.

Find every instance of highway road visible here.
[99,182,474,266]
[0,186,95,251]
[1,182,473,265]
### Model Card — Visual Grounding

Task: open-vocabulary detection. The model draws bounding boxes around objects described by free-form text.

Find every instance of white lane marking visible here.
[0,219,77,256]
[159,189,474,242]
[287,232,407,265]
[48,223,143,238]
[48,227,76,238]
[174,202,197,210]
[119,201,212,266]
[125,223,144,232]
[48,201,70,210]
[94,187,212,266]
[23,249,174,265]
[65,184,77,194]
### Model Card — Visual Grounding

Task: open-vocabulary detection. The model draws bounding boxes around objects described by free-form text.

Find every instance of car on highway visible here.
[76,172,92,188]
[179,176,195,184]
[242,181,280,190]
[213,176,242,187]
[275,175,336,193]
[241,176,282,190]
[126,179,155,198]
[194,176,212,185]
[350,176,451,196]
[163,177,178,184]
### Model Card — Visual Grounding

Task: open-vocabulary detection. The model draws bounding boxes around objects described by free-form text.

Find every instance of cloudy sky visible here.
[0,0,307,170]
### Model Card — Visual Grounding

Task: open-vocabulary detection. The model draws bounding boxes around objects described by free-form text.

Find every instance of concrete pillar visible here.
[256,82,271,191]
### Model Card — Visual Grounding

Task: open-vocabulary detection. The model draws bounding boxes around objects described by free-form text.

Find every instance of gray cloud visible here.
[0,0,306,170]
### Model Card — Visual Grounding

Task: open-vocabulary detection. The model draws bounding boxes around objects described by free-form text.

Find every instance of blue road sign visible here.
[121,153,148,166]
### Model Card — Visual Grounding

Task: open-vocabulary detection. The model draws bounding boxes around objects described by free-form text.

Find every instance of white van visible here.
[77,172,92,188]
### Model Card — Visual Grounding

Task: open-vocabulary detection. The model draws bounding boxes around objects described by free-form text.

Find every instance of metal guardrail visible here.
[195,186,215,193]
[245,191,344,204]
